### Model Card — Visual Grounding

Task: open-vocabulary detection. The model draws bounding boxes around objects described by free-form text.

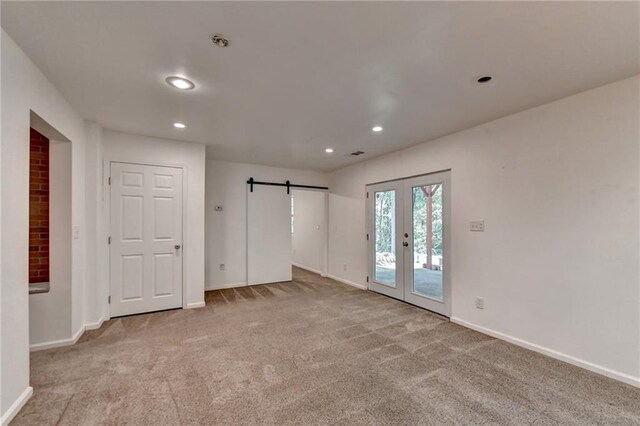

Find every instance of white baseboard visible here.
[186,301,206,309]
[450,316,640,388]
[29,325,85,352]
[205,282,247,291]
[327,274,367,290]
[29,315,108,352]
[85,315,107,330]
[292,262,325,276]
[1,386,33,426]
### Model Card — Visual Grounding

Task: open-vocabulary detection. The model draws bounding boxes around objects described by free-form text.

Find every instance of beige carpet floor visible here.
[14,267,640,425]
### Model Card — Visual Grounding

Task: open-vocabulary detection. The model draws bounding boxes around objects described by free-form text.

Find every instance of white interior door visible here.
[247,185,292,285]
[110,162,183,317]
[367,171,451,317]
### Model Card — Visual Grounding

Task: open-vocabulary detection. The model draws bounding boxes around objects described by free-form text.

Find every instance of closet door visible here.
[247,184,292,285]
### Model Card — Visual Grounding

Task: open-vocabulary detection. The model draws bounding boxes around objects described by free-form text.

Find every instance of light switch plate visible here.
[73,225,80,239]
[470,220,484,232]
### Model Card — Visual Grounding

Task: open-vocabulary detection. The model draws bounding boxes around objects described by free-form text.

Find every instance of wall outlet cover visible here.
[476,296,484,309]
[470,220,485,232]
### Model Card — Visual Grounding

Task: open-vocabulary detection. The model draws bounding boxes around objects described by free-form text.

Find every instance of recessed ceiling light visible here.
[325,148,334,153]
[477,76,492,83]
[165,76,195,90]
[372,126,383,132]
[173,122,186,129]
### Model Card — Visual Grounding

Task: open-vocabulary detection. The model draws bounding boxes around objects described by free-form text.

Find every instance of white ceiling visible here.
[2,1,639,171]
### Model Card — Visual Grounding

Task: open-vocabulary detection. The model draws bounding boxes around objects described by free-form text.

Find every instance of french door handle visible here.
[402,242,409,247]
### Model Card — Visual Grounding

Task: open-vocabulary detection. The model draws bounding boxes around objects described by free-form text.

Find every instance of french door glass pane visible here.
[412,184,443,301]
[374,190,396,287]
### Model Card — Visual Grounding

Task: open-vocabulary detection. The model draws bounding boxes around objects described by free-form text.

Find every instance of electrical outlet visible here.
[343,264,347,271]
[476,296,484,309]
[219,263,225,271]
[470,220,485,232]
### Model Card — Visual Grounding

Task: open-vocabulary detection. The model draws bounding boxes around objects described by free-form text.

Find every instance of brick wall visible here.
[29,128,50,283]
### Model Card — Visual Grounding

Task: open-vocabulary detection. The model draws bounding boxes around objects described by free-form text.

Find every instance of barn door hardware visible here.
[247,177,328,194]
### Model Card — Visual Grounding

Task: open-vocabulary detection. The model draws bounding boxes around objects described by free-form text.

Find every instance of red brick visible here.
[29,128,50,284]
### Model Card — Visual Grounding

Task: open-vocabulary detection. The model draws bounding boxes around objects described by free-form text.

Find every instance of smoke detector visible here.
[211,34,230,48]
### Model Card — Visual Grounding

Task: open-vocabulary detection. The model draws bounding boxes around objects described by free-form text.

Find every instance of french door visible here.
[367,171,451,317]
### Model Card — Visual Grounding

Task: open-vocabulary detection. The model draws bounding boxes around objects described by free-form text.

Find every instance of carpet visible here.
[13,267,640,425]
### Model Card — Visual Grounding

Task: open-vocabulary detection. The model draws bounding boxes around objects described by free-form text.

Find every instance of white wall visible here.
[102,130,206,309]
[328,75,640,385]
[84,122,105,326]
[29,141,72,346]
[1,30,90,423]
[292,189,326,274]
[205,160,327,289]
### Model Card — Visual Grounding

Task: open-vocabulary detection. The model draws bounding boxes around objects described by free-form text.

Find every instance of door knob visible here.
[175,244,181,250]
[402,242,409,247]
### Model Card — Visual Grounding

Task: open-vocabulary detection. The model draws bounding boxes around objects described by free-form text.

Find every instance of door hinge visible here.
[366,233,369,241]
[108,177,111,185]
[366,276,369,283]
[366,191,369,199]
[108,296,111,304]
[108,236,111,244]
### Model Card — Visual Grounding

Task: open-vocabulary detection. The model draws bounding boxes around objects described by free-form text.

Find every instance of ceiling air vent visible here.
[211,34,230,48]
[351,150,365,156]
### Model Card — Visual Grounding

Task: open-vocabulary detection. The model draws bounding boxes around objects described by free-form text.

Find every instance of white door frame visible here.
[103,159,188,319]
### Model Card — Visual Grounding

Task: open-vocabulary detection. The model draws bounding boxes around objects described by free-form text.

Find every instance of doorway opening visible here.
[291,188,327,276]
[28,111,73,347]
[367,170,451,317]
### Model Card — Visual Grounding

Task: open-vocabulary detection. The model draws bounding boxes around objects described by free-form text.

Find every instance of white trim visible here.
[29,315,107,352]
[186,301,205,309]
[450,316,640,388]
[85,315,107,330]
[29,325,84,352]
[292,262,324,276]
[205,282,247,290]
[1,386,33,426]
[328,274,367,290]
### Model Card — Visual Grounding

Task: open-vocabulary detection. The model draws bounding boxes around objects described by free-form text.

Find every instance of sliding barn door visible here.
[247,185,292,285]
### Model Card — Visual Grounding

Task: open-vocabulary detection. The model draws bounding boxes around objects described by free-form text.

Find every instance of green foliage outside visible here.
[374,186,442,257]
